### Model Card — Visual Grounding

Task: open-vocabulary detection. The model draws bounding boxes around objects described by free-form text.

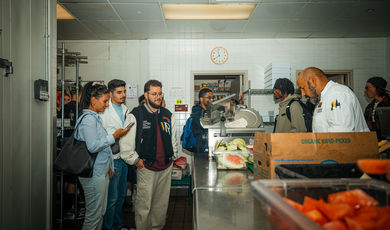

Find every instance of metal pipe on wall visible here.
[76,58,79,120]
[60,43,65,230]
[61,43,65,139]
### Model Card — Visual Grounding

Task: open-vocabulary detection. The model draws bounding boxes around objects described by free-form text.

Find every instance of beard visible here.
[308,81,319,99]
[148,99,161,109]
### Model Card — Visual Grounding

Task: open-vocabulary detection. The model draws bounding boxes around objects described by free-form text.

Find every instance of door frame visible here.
[190,70,248,106]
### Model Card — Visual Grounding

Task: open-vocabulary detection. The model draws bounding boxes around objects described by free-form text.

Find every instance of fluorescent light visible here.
[57,4,75,20]
[162,4,256,20]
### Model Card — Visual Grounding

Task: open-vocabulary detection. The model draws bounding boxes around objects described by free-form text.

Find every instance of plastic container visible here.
[275,163,363,179]
[251,179,390,230]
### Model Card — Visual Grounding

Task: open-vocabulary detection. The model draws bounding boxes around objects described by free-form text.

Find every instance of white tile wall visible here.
[59,40,149,110]
[149,38,387,112]
[60,37,390,163]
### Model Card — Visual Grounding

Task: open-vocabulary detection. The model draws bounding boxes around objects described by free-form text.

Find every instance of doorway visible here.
[190,70,248,106]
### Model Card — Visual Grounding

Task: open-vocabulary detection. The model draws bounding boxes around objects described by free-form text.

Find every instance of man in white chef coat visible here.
[297,67,369,133]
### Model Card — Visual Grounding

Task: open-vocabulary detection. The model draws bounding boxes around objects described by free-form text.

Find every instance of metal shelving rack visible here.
[242,80,274,108]
[55,43,88,230]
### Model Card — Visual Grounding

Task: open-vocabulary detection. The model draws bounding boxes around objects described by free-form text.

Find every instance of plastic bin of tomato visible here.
[275,163,363,179]
[250,179,390,230]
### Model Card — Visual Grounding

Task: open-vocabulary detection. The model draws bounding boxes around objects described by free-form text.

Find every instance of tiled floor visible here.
[123,188,193,230]
[58,187,193,230]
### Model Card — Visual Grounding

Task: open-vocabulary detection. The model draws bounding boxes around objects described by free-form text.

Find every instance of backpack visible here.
[181,116,197,151]
[286,99,313,132]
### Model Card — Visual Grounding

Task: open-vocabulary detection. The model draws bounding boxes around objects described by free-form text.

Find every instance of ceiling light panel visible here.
[162,4,256,20]
[57,4,75,20]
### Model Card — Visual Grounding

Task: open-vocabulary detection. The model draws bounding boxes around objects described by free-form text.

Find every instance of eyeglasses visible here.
[203,96,215,100]
[148,92,164,97]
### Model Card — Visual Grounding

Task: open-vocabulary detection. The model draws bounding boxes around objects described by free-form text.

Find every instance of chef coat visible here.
[312,81,369,133]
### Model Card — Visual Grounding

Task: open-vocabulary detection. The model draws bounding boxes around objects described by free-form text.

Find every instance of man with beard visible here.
[120,80,178,230]
[297,67,368,132]
[190,87,215,152]
[101,79,131,230]
[273,78,307,133]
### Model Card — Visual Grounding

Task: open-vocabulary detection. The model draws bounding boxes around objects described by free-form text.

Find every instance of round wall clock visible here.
[210,46,228,65]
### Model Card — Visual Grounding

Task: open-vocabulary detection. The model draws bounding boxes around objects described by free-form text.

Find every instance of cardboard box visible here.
[253,132,378,179]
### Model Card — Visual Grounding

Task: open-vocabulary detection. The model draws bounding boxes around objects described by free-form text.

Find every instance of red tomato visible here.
[357,159,390,175]
[304,209,328,226]
[323,221,347,230]
[328,189,379,209]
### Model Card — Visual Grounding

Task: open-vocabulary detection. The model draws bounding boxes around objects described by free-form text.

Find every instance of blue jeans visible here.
[103,158,128,230]
[79,163,110,230]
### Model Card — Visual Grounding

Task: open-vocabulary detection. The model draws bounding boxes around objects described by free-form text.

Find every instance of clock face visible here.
[210,47,228,64]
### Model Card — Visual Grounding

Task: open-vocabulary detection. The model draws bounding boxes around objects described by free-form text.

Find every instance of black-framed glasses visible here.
[203,96,215,100]
[148,92,164,97]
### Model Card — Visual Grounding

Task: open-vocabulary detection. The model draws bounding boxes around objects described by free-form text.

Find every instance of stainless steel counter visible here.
[192,152,266,230]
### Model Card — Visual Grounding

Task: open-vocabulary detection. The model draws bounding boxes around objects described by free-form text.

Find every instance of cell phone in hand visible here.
[125,122,135,129]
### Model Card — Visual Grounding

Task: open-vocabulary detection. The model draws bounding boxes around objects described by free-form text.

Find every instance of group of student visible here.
[63,66,389,230]
[189,66,389,154]
[70,79,177,230]
[274,67,389,140]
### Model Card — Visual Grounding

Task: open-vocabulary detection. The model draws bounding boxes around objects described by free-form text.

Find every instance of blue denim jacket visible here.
[74,109,115,177]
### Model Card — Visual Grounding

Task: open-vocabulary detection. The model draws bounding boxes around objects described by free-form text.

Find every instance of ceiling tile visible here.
[296,3,350,19]
[250,3,305,20]
[282,19,324,32]
[58,20,92,34]
[124,21,166,33]
[342,1,390,20]
[63,3,119,20]
[166,20,248,33]
[112,3,163,20]
[275,32,311,38]
[81,20,128,33]
[321,19,390,34]
[59,33,100,40]
[96,33,133,39]
[244,20,287,33]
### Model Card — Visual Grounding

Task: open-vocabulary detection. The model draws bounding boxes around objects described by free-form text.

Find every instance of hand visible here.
[136,159,144,170]
[109,169,116,178]
[113,128,130,139]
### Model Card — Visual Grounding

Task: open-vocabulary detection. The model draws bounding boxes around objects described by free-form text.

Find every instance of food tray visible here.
[251,179,390,230]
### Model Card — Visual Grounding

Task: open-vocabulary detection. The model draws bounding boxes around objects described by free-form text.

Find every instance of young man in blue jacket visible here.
[191,88,215,153]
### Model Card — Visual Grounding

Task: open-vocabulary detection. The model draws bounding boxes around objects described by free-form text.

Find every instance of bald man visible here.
[297,67,368,133]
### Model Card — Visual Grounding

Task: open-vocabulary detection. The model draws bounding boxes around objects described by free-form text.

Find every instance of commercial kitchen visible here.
[1,0,390,229]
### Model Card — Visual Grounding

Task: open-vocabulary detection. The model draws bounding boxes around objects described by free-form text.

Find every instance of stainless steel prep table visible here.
[192,152,266,230]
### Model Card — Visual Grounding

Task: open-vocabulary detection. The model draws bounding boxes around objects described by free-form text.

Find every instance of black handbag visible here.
[111,139,120,155]
[54,114,98,178]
